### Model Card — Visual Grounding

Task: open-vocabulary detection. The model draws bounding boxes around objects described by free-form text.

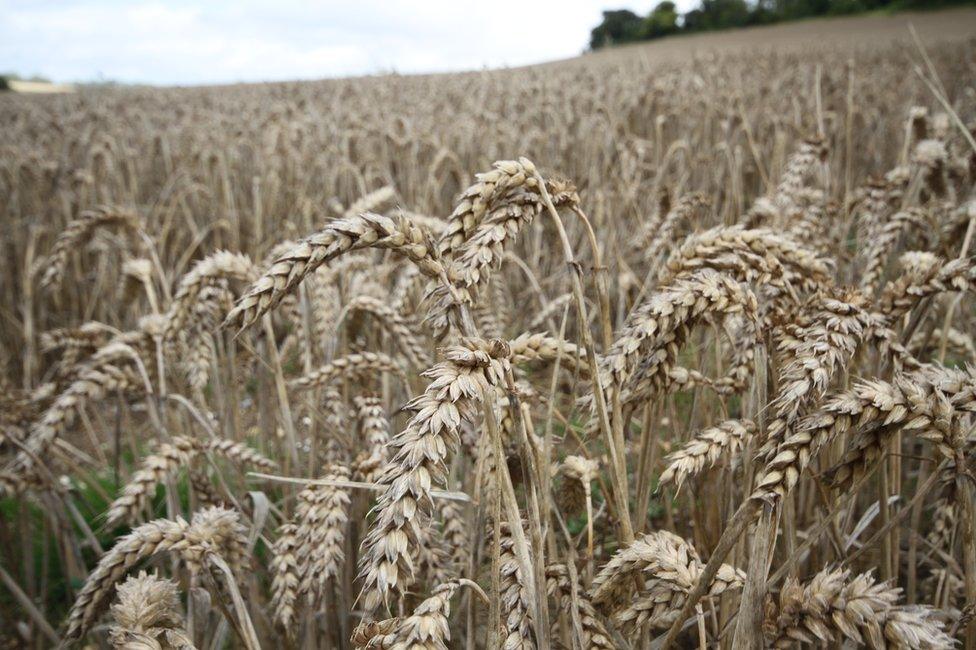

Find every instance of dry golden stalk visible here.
[295,464,351,605]
[225,212,444,331]
[40,206,141,290]
[545,564,615,649]
[269,523,301,632]
[764,568,953,648]
[64,506,246,642]
[288,351,406,393]
[108,571,194,650]
[358,339,509,612]
[658,419,755,491]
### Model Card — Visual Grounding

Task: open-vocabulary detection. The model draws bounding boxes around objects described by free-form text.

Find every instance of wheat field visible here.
[2,8,976,649]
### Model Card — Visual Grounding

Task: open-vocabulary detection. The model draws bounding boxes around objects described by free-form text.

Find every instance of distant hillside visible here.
[589,0,975,50]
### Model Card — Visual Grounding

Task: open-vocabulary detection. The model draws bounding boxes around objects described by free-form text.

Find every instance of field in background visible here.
[2,8,976,650]
[581,6,976,65]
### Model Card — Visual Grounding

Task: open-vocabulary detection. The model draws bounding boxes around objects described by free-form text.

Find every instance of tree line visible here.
[590,0,972,49]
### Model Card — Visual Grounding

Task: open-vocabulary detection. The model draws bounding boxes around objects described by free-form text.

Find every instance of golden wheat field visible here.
[3,8,976,649]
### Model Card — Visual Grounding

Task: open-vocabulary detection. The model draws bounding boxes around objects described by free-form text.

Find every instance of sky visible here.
[1,0,698,86]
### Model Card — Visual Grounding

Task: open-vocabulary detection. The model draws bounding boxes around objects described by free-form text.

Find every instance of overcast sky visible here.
[2,0,698,86]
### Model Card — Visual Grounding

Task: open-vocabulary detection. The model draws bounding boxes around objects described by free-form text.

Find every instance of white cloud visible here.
[0,0,700,85]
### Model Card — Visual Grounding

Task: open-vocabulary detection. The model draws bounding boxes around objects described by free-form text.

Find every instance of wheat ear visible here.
[288,351,406,393]
[225,212,443,331]
[64,506,246,642]
[545,564,616,649]
[590,531,743,630]
[108,571,194,650]
[164,251,258,338]
[659,419,755,491]
[764,568,953,648]
[105,437,200,528]
[355,579,485,649]
[353,396,391,483]
[345,295,431,369]
[269,523,301,632]
[295,464,351,605]
[358,339,509,611]
[40,206,142,290]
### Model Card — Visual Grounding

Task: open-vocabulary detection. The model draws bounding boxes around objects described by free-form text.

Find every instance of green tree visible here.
[641,1,680,39]
[590,9,643,49]
[702,0,752,28]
